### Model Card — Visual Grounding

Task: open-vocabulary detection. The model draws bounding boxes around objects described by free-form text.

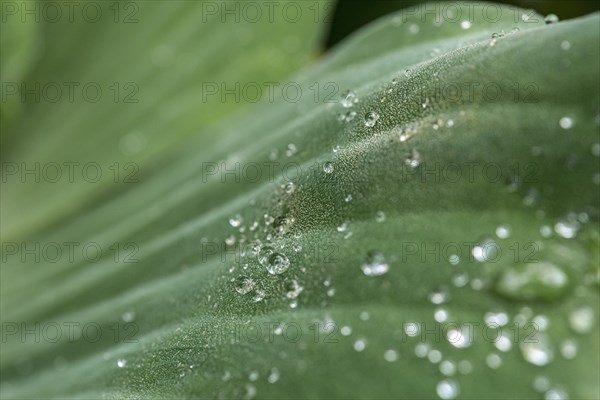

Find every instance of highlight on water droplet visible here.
[116,358,127,368]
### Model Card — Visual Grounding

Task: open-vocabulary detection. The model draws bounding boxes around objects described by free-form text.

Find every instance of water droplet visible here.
[404,322,420,337]
[404,148,422,168]
[452,272,468,287]
[339,110,357,122]
[429,289,449,305]
[235,276,256,295]
[544,14,559,24]
[554,220,579,238]
[353,339,366,352]
[375,211,386,222]
[292,244,302,253]
[494,261,569,301]
[484,312,509,327]
[447,327,471,348]
[340,90,358,108]
[360,311,370,321]
[533,375,550,392]
[289,299,298,309]
[267,368,280,384]
[391,78,398,85]
[559,117,574,129]
[434,309,449,323]
[415,342,430,357]
[590,142,600,156]
[520,333,554,366]
[323,162,334,174]
[384,349,398,362]
[511,27,521,33]
[327,288,336,297]
[486,353,502,369]
[286,143,297,157]
[225,235,236,246]
[436,379,460,399]
[249,370,259,381]
[121,310,135,323]
[457,360,472,375]
[495,225,511,239]
[337,222,348,233]
[560,339,577,359]
[460,20,472,30]
[245,383,256,399]
[285,279,303,299]
[340,326,352,336]
[364,111,380,127]
[495,334,512,352]
[253,289,265,302]
[409,23,420,34]
[439,360,456,376]
[561,40,571,51]
[568,305,594,334]
[533,315,549,331]
[545,388,569,400]
[344,194,353,202]
[491,32,500,39]
[284,182,296,194]
[428,349,442,363]
[264,253,290,275]
[361,251,389,276]
[229,214,243,228]
[117,358,127,368]
[540,225,553,238]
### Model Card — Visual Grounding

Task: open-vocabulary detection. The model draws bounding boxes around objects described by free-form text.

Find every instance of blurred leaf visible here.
[1,0,332,240]
[1,3,599,399]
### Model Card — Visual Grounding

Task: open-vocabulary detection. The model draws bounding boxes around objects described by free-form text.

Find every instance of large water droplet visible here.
[116,358,127,368]
[361,251,389,276]
[544,14,559,24]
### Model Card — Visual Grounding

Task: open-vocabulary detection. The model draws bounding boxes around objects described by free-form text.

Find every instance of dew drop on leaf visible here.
[323,162,334,174]
[340,90,358,108]
[436,379,459,399]
[234,276,255,295]
[361,251,389,276]
[364,111,380,127]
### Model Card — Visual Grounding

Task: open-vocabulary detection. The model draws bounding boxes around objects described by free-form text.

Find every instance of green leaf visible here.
[1,3,599,399]
[1,0,331,240]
